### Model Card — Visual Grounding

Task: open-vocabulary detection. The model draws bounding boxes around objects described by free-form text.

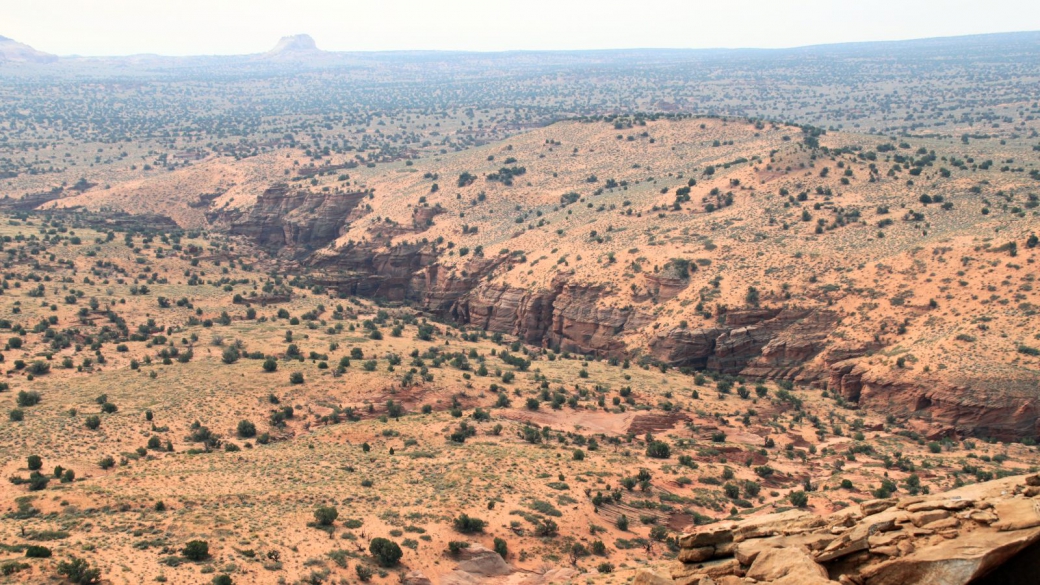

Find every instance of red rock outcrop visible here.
[223,184,367,255]
[654,472,1040,585]
[228,196,1038,439]
[829,362,1040,441]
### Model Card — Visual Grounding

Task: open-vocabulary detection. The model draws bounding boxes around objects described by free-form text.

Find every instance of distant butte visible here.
[264,34,322,58]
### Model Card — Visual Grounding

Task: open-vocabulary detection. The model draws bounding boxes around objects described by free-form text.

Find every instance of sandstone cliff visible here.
[223,184,367,256]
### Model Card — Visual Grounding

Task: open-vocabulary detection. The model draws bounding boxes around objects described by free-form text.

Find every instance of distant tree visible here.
[788,491,809,508]
[237,420,256,438]
[493,537,508,559]
[221,346,240,364]
[369,538,402,567]
[314,505,339,526]
[56,556,101,584]
[453,513,486,534]
[615,514,629,530]
[25,545,51,558]
[16,391,40,407]
[646,441,670,459]
[28,471,49,491]
[182,540,209,561]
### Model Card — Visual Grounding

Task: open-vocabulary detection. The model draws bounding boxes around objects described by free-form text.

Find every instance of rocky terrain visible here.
[153,114,1040,443]
[639,471,1040,584]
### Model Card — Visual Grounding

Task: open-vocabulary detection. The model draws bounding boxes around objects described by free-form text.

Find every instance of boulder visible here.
[861,498,897,516]
[454,543,512,576]
[909,509,950,528]
[402,571,433,585]
[680,524,735,548]
[633,569,677,585]
[679,546,716,563]
[905,498,974,513]
[862,525,1040,585]
[746,546,832,584]
[672,558,741,581]
[734,510,825,540]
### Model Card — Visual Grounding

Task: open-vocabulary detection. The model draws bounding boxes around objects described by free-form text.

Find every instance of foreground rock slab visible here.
[658,473,1040,584]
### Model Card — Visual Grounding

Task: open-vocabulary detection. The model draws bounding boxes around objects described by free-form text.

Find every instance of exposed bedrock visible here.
[224,184,367,255]
[829,363,1040,441]
[227,202,1039,438]
[648,308,839,377]
[659,472,1040,585]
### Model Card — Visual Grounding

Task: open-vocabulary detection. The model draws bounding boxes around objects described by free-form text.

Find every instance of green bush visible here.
[369,538,402,567]
[24,545,51,558]
[314,505,339,526]
[447,541,470,555]
[615,514,629,531]
[221,346,240,364]
[56,556,101,584]
[28,471,49,491]
[182,540,209,561]
[493,537,508,559]
[16,391,40,407]
[646,440,670,459]
[236,420,256,438]
[788,491,809,508]
[452,513,486,534]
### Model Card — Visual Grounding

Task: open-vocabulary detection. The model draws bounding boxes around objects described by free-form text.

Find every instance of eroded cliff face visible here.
[222,184,367,256]
[647,308,837,376]
[225,190,1038,439]
[829,362,1040,441]
[451,275,561,345]
[310,242,437,300]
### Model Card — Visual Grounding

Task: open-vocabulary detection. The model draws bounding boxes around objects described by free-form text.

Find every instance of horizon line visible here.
[7,28,1040,60]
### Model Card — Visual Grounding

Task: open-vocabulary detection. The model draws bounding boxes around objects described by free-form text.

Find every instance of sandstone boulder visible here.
[454,543,512,576]
[746,546,833,584]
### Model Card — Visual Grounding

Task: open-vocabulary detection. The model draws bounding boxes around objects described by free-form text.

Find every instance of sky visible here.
[5,0,1040,56]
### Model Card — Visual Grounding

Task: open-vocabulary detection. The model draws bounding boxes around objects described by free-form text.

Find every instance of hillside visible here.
[53,114,1036,440]
[0,35,57,63]
[2,29,1040,585]
[0,211,1037,584]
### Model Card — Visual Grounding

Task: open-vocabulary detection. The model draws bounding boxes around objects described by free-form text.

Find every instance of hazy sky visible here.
[6,0,1040,55]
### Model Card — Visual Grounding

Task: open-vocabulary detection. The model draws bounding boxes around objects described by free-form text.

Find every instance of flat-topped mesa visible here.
[264,34,322,58]
[638,472,1040,585]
